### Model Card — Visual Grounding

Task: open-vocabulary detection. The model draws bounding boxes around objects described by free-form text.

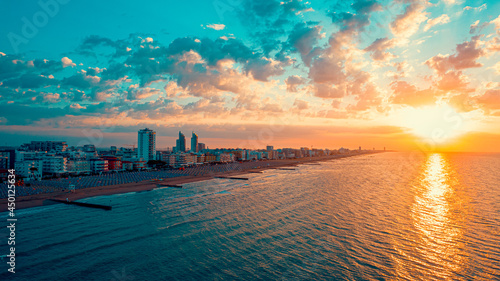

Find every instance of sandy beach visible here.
[0,153,382,212]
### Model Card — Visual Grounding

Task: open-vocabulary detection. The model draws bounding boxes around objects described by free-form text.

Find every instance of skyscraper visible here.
[191,132,198,153]
[138,128,156,162]
[176,131,186,153]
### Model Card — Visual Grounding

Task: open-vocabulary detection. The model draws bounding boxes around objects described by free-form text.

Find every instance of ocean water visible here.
[1,152,500,280]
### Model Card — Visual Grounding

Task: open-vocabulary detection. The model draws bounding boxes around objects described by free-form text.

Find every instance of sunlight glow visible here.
[397,104,469,144]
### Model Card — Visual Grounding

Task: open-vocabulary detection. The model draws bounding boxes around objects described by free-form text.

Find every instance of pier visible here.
[277,168,296,170]
[48,199,112,211]
[215,176,249,180]
[157,184,183,188]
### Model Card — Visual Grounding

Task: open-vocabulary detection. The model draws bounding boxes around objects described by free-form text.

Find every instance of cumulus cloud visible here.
[390,1,428,38]
[491,15,500,35]
[425,36,485,74]
[390,81,437,107]
[313,83,346,99]
[329,0,382,34]
[293,99,309,110]
[424,14,450,32]
[364,37,397,61]
[308,56,345,84]
[287,22,323,66]
[476,89,500,111]
[61,57,76,68]
[285,75,306,92]
[205,24,226,30]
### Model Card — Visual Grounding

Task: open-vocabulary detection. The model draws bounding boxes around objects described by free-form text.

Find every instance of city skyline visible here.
[1,1,500,152]
[1,129,355,151]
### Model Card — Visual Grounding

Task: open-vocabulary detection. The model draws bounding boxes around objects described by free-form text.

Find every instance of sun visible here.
[397,103,468,144]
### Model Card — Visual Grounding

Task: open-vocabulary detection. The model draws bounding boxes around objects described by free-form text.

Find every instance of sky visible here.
[0,0,499,151]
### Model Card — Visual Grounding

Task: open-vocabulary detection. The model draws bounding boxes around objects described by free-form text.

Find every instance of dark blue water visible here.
[2,152,500,280]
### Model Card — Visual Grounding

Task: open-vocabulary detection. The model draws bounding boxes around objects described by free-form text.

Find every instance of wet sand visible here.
[0,153,382,212]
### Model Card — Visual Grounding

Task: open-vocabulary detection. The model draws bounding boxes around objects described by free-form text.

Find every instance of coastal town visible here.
[0,128,376,183]
[0,128,383,210]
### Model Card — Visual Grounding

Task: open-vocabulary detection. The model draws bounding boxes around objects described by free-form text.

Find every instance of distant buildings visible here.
[20,141,68,152]
[175,131,186,153]
[5,128,364,182]
[198,143,206,151]
[138,128,156,162]
[0,148,16,169]
[191,132,198,153]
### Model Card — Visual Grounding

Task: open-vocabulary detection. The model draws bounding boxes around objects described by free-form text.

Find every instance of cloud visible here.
[492,15,500,35]
[293,99,309,110]
[244,57,286,82]
[126,85,162,100]
[434,70,469,92]
[308,56,345,84]
[61,57,76,68]
[205,24,226,31]
[423,14,450,32]
[286,22,323,66]
[313,83,346,99]
[3,73,57,88]
[469,20,488,34]
[284,75,306,92]
[364,37,397,61]
[425,36,485,74]
[463,4,487,12]
[329,0,382,34]
[476,89,500,111]
[390,81,437,107]
[390,1,428,38]
[70,103,86,109]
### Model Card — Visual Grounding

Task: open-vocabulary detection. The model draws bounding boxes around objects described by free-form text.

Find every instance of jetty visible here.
[215,176,249,180]
[157,184,183,188]
[48,199,112,211]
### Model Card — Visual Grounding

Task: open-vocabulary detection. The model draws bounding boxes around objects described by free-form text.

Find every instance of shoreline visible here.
[0,152,384,212]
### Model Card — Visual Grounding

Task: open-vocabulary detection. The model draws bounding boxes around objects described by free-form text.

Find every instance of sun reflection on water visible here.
[395,153,466,280]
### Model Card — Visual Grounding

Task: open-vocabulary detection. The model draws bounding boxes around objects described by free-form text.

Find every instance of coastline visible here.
[0,152,384,212]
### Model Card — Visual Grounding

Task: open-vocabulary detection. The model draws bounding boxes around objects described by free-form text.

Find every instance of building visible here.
[42,155,67,176]
[138,128,156,162]
[66,159,91,175]
[122,161,134,171]
[176,131,186,153]
[83,144,96,152]
[266,146,274,151]
[20,141,68,152]
[0,148,16,169]
[191,132,198,153]
[0,156,8,170]
[15,160,43,181]
[217,153,234,162]
[90,159,109,174]
[102,156,122,171]
[197,143,206,151]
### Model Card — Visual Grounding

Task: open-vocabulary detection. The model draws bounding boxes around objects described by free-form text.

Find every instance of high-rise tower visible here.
[191,132,198,153]
[176,131,186,153]
[138,128,156,161]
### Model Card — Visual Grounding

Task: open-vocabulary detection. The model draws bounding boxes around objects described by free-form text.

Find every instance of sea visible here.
[1,152,499,280]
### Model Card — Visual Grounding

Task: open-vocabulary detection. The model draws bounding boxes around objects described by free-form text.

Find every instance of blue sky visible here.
[1,0,500,151]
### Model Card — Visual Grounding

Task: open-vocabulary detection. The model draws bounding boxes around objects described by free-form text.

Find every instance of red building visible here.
[102,156,122,171]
